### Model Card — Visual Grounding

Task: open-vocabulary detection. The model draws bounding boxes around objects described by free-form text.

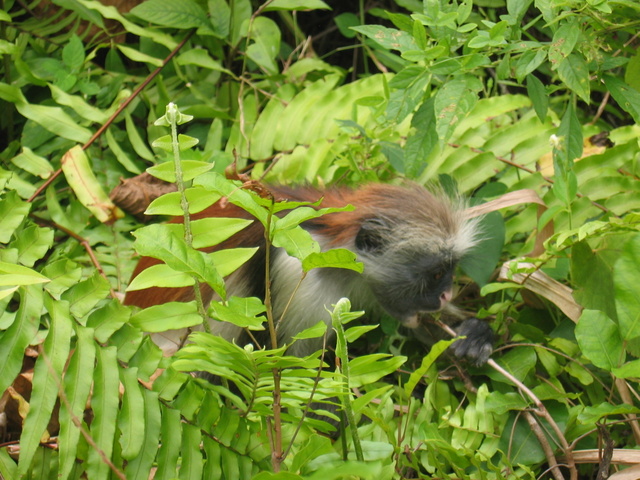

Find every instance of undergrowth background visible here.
[1,0,640,479]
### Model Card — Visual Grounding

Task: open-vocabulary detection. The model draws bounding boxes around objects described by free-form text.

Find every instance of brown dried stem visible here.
[437,321,577,480]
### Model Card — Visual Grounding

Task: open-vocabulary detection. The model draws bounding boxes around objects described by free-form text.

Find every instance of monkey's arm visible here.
[411,315,494,366]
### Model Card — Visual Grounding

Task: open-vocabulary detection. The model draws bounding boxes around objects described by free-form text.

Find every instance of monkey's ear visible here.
[355,217,389,252]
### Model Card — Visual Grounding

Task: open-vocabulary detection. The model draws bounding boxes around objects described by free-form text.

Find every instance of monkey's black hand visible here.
[449,318,494,366]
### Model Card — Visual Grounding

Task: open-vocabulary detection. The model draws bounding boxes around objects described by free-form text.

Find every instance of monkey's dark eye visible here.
[433,270,444,281]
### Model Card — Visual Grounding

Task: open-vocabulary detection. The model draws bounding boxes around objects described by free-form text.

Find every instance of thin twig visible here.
[282,329,330,460]
[524,411,566,480]
[51,353,126,480]
[589,90,610,125]
[30,214,118,299]
[595,424,614,480]
[437,321,577,480]
[614,378,640,444]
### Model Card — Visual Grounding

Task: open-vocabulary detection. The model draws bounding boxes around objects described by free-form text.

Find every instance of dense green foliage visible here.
[1,0,640,478]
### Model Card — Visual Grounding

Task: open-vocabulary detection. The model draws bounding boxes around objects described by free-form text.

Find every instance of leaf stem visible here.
[261,202,283,471]
[165,103,209,333]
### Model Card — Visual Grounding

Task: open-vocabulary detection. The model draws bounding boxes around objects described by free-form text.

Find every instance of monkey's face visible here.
[355,217,458,327]
[362,252,457,326]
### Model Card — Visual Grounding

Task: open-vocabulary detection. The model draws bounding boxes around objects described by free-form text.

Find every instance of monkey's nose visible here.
[440,289,452,305]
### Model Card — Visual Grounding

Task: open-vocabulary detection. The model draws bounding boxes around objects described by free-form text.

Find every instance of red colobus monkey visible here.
[124,183,493,365]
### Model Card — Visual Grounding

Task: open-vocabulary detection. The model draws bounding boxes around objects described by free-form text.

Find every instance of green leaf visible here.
[130,302,203,332]
[195,173,269,224]
[87,346,120,479]
[487,347,537,384]
[0,261,50,286]
[405,339,454,396]
[344,324,378,343]
[506,0,533,21]
[301,249,363,273]
[176,48,231,72]
[208,0,231,38]
[116,44,163,67]
[272,225,320,260]
[127,264,195,291]
[571,241,617,321]
[119,366,145,460]
[62,34,85,72]
[106,128,142,174]
[548,20,579,69]
[148,160,213,184]
[189,217,253,249]
[0,449,18,479]
[155,405,182,479]
[350,25,417,53]
[61,271,112,318]
[209,247,258,277]
[24,103,92,142]
[578,402,640,425]
[277,204,353,234]
[460,211,504,287]
[553,102,581,206]
[334,12,359,38]
[11,147,54,178]
[151,133,199,152]
[292,321,327,340]
[125,389,162,480]
[434,76,479,144]
[132,224,226,296]
[349,354,407,388]
[0,285,42,395]
[380,141,405,173]
[404,97,437,176]
[128,337,163,381]
[485,391,529,414]
[59,326,96,480]
[130,0,214,34]
[202,437,223,479]
[625,50,640,91]
[575,309,623,371]
[50,84,109,123]
[145,187,221,216]
[514,49,546,82]
[263,0,330,10]
[73,0,178,49]
[208,297,266,329]
[18,296,72,476]
[613,358,640,379]
[557,54,590,103]
[125,111,155,162]
[12,224,54,267]
[0,190,30,243]
[61,145,123,223]
[614,233,640,344]
[87,300,131,344]
[245,17,281,75]
[603,75,640,124]
[153,367,192,404]
[0,83,92,142]
[526,74,548,122]
[181,424,204,479]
